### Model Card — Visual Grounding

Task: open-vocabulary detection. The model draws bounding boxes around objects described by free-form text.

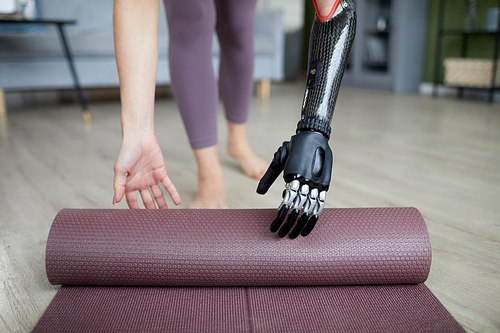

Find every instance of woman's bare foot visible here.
[227,122,268,180]
[189,146,228,209]
[189,178,228,208]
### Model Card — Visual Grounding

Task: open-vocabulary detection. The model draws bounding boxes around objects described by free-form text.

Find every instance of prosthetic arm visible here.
[257,0,356,238]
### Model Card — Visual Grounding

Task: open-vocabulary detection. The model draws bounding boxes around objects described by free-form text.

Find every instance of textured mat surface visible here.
[33,284,464,333]
[33,208,465,332]
[46,208,431,286]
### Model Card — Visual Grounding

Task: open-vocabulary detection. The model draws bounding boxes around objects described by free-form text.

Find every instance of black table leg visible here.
[490,24,500,103]
[56,23,91,123]
[433,0,446,98]
[458,32,469,99]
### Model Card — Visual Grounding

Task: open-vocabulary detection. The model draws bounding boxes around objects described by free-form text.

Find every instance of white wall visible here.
[257,0,304,32]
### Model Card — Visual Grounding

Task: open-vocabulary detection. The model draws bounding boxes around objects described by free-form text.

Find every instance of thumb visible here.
[113,164,127,204]
[257,142,289,195]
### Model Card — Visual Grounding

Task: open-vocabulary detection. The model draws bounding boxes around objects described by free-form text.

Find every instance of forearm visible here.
[299,0,356,137]
[113,0,160,139]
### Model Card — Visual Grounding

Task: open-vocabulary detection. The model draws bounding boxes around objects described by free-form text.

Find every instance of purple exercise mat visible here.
[46,208,431,286]
[33,208,464,332]
[33,285,464,333]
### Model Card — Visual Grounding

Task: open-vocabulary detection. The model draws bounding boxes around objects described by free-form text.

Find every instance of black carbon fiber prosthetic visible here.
[301,0,356,125]
[296,118,332,138]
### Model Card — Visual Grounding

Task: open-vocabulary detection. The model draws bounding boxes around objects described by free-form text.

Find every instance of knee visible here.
[220,15,253,35]
[165,1,215,42]
[216,16,254,48]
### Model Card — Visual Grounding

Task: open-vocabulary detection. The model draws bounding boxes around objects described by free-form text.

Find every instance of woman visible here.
[112,0,339,209]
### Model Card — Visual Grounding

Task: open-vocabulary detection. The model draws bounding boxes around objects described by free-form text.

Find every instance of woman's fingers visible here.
[161,175,181,206]
[140,188,157,209]
[122,183,175,209]
[151,184,168,209]
[125,190,140,209]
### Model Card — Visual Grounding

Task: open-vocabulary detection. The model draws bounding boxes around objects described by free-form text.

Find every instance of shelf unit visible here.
[433,0,500,103]
[342,0,429,93]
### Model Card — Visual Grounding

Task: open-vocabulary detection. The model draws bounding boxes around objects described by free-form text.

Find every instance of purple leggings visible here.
[163,0,257,150]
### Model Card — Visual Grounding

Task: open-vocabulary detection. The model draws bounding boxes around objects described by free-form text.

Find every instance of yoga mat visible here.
[33,208,465,332]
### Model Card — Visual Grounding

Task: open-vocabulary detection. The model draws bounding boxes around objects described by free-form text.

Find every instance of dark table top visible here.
[0,18,76,25]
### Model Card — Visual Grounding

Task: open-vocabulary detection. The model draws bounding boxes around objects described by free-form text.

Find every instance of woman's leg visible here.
[214,0,267,180]
[164,0,226,208]
[226,121,267,180]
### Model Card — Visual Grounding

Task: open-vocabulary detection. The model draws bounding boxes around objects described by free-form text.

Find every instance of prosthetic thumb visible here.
[256,142,289,194]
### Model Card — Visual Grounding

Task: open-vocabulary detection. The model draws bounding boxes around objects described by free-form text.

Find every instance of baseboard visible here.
[419,82,500,102]
[3,86,174,111]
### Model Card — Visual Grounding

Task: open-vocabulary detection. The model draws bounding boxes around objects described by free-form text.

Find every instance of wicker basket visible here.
[443,58,500,88]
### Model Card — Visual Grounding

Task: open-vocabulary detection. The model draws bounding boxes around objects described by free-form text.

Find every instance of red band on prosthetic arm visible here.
[313,0,342,22]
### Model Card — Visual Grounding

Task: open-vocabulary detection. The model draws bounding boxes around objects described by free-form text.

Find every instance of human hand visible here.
[113,134,181,209]
[257,131,333,238]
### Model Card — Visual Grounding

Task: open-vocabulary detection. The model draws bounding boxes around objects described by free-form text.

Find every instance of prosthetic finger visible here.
[301,190,327,237]
[269,180,299,233]
[270,205,289,233]
[289,213,309,239]
[278,184,309,238]
[289,188,319,239]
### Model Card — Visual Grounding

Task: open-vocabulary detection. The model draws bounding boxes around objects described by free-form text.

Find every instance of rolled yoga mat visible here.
[33,208,465,332]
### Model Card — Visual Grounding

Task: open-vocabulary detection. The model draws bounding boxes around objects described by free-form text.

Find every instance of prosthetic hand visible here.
[257,131,332,238]
[257,0,356,238]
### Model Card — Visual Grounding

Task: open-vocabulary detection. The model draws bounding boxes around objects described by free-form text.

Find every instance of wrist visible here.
[122,125,154,140]
[296,118,331,139]
[120,108,155,140]
[122,129,155,142]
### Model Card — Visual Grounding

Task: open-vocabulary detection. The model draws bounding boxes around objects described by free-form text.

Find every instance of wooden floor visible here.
[0,83,499,332]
